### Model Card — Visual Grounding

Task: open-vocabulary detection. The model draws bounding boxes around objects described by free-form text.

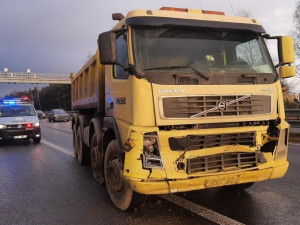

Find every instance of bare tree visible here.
[234,8,263,66]
[291,1,300,67]
[286,0,300,93]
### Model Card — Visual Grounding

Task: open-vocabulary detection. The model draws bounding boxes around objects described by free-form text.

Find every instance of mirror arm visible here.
[124,64,144,79]
[275,62,284,68]
[263,34,281,40]
[111,27,128,34]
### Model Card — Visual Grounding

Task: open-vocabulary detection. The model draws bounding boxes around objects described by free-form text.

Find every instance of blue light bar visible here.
[2,100,17,105]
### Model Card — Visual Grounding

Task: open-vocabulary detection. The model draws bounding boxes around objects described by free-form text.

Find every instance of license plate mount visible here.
[14,135,27,139]
[205,175,240,188]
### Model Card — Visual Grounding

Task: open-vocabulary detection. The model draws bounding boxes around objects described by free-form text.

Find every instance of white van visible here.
[0,97,41,144]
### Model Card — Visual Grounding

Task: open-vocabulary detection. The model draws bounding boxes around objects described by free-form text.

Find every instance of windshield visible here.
[0,105,36,117]
[132,26,276,85]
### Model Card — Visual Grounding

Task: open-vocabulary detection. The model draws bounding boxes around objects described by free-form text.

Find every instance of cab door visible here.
[105,32,133,126]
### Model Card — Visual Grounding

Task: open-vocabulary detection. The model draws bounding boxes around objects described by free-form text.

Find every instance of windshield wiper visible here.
[145,65,209,80]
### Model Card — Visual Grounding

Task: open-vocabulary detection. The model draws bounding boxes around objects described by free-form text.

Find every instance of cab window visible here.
[114,33,129,79]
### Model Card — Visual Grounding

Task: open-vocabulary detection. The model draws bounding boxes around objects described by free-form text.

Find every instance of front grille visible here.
[162,95,271,118]
[187,152,258,174]
[169,132,256,151]
[6,124,25,129]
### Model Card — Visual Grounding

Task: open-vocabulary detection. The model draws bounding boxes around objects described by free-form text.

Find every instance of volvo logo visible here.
[218,102,227,110]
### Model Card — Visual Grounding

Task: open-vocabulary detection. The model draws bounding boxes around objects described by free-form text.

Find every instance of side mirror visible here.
[278,36,296,78]
[265,35,296,78]
[98,31,117,65]
[278,36,295,65]
[279,65,296,78]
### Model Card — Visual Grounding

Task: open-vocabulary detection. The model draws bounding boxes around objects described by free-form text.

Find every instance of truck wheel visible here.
[223,182,254,191]
[76,127,90,165]
[33,137,41,144]
[104,140,133,211]
[73,124,78,158]
[91,133,104,184]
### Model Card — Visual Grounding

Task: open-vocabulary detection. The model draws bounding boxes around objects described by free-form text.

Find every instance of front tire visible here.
[104,140,133,211]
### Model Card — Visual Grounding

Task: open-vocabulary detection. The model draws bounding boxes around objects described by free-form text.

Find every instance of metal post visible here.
[4,68,8,77]
[27,69,31,78]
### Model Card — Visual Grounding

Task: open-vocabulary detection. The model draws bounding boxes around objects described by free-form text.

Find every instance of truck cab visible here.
[0,97,41,144]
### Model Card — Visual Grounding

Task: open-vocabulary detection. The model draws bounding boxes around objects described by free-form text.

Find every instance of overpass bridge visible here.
[0,71,71,84]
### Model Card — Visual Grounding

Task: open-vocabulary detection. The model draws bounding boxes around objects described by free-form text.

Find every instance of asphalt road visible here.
[0,120,299,225]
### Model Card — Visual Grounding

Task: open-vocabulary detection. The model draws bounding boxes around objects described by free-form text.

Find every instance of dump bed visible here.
[71,50,105,113]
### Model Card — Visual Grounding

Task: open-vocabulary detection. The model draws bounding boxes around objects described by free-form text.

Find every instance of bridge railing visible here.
[286,109,300,127]
[0,71,71,84]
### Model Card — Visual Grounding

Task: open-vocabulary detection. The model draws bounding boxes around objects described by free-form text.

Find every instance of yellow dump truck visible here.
[71,7,296,210]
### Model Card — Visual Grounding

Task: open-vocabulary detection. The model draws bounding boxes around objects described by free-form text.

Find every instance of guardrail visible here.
[286,109,300,127]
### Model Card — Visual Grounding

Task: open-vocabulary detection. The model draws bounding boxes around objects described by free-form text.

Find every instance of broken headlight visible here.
[142,134,163,168]
[275,128,288,160]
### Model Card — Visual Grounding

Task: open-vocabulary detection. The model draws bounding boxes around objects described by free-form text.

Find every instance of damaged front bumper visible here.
[126,162,289,195]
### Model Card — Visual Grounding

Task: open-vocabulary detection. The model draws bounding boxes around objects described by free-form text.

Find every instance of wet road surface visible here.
[0,120,299,225]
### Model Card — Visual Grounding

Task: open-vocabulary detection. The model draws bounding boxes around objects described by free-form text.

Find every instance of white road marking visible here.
[41,139,74,157]
[159,194,245,225]
[43,128,296,225]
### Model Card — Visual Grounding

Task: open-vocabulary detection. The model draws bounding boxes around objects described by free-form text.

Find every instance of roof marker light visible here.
[160,7,188,12]
[201,10,225,16]
[22,96,30,101]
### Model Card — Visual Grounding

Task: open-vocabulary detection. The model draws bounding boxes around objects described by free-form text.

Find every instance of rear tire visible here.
[73,124,78,158]
[91,133,104,184]
[104,140,133,211]
[33,137,41,144]
[76,127,90,165]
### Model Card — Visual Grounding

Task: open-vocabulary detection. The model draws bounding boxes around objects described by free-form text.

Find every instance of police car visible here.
[0,97,41,144]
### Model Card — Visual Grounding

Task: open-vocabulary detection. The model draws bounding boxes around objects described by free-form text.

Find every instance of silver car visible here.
[48,109,70,122]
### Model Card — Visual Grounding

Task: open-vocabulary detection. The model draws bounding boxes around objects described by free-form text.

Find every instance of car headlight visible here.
[275,128,288,160]
[143,134,163,168]
[0,124,6,129]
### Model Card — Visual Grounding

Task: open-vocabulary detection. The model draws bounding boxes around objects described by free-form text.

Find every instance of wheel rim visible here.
[106,155,123,193]
[91,135,98,168]
[91,134,104,184]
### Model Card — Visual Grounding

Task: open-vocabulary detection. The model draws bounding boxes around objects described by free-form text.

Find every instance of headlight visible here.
[143,134,163,168]
[0,124,6,129]
[275,128,288,160]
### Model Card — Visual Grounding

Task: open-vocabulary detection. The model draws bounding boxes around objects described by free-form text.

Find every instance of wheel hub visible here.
[107,158,123,191]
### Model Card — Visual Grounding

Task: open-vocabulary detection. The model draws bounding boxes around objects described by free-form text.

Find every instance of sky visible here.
[0,0,299,96]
